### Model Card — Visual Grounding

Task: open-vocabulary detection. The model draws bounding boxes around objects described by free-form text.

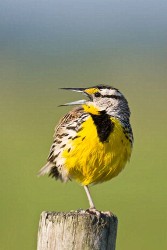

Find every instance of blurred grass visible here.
[0,1,167,249]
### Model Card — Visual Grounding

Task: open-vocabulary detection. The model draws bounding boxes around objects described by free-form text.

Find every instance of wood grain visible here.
[37,210,118,250]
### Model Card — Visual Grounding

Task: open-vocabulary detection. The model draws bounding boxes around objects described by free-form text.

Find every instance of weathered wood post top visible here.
[37,209,118,250]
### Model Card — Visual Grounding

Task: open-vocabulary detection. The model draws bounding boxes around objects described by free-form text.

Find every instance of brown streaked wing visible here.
[53,106,85,137]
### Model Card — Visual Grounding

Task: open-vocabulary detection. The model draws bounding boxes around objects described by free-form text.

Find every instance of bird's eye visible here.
[94,92,101,97]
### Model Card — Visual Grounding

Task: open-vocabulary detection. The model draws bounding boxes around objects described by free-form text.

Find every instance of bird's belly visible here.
[62,117,132,185]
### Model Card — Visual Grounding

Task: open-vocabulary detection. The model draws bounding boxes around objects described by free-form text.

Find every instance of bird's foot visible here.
[85,207,101,216]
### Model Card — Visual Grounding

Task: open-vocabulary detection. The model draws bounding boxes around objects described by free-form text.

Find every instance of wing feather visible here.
[38,106,86,180]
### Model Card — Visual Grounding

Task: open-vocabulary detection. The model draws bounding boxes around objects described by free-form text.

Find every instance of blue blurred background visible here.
[0,0,167,249]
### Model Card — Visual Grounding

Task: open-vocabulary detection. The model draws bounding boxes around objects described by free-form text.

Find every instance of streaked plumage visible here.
[38,85,133,208]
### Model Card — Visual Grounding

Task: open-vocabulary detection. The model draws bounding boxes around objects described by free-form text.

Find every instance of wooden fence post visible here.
[37,210,118,250]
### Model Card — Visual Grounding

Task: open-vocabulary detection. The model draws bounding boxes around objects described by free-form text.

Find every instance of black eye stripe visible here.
[94,92,122,99]
[102,95,122,99]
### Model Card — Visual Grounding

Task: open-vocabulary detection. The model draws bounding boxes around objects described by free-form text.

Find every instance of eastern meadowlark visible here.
[38,85,133,209]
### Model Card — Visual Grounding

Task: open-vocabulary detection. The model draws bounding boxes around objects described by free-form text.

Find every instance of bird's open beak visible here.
[59,87,90,106]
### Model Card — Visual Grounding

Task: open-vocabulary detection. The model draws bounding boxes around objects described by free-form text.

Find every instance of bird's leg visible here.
[84,185,95,209]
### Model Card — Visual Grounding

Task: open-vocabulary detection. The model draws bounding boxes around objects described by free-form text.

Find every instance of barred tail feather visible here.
[37,162,54,177]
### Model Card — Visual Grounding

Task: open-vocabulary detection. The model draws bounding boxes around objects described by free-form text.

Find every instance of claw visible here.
[85,208,101,216]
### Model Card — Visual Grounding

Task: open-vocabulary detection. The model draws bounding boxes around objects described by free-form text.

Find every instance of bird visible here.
[38,85,133,209]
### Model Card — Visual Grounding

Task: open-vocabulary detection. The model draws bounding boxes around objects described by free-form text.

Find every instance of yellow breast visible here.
[62,116,132,185]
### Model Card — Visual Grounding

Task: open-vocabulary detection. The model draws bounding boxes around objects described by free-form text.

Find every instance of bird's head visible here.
[60,85,131,120]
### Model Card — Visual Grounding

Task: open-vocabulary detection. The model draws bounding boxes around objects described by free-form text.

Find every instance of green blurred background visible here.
[0,0,167,249]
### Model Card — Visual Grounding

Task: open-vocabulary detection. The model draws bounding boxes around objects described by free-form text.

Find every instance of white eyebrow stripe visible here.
[100,88,122,97]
